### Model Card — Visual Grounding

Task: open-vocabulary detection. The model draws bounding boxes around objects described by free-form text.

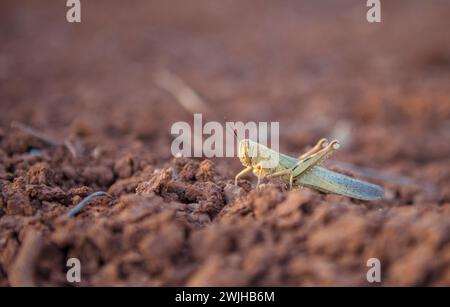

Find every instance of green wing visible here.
[297,166,384,200]
[270,151,383,200]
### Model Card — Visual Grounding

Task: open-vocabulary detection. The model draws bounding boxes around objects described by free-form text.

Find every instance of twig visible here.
[9,230,44,287]
[67,191,113,217]
[64,140,78,159]
[11,121,78,158]
[11,121,62,147]
[154,70,211,115]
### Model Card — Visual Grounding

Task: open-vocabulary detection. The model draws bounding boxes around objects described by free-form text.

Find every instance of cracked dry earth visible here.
[1,0,450,286]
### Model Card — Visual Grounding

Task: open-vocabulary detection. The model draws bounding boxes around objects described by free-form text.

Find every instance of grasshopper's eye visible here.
[238,139,251,166]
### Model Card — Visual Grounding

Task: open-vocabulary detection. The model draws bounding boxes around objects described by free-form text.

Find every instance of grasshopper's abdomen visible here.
[297,166,384,200]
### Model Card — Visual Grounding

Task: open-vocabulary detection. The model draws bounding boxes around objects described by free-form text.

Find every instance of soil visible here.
[1,0,450,286]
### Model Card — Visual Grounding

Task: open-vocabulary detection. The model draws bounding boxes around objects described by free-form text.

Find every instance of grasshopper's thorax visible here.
[238,139,253,167]
[238,139,277,169]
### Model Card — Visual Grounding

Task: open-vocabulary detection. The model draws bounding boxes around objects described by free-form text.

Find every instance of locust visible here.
[235,138,384,200]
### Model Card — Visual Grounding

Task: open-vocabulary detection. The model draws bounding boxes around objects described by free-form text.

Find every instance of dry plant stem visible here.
[67,191,112,217]
[155,70,242,157]
[11,121,78,158]
[11,121,62,147]
[9,230,44,287]
[155,69,222,156]
[154,69,212,115]
[63,140,78,158]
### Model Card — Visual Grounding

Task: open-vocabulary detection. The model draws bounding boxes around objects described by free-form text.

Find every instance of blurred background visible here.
[1,0,449,163]
[1,0,450,287]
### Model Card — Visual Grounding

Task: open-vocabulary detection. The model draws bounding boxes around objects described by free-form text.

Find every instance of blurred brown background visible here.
[1,0,450,286]
[1,1,449,159]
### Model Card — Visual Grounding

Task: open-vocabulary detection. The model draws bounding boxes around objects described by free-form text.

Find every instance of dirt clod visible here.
[0,1,449,286]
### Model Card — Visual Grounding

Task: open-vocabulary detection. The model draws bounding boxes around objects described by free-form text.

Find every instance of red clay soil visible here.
[1,0,450,286]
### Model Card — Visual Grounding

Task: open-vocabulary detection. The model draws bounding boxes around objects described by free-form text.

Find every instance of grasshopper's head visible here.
[238,139,279,169]
[238,138,254,167]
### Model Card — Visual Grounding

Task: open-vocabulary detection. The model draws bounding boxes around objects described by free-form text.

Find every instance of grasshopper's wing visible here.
[298,166,384,200]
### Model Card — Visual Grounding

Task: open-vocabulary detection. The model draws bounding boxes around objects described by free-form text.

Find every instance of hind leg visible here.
[266,168,294,187]
[266,140,340,189]
[298,138,329,160]
[234,166,252,185]
[292,140,340,178]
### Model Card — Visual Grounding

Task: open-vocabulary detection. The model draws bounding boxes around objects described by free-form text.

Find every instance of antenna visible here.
[224,116,239,141]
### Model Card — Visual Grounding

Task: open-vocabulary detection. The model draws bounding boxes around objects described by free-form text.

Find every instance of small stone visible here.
[223,183,245,204]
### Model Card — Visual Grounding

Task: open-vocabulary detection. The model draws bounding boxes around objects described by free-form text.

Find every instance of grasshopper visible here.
[235,138,384,200]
